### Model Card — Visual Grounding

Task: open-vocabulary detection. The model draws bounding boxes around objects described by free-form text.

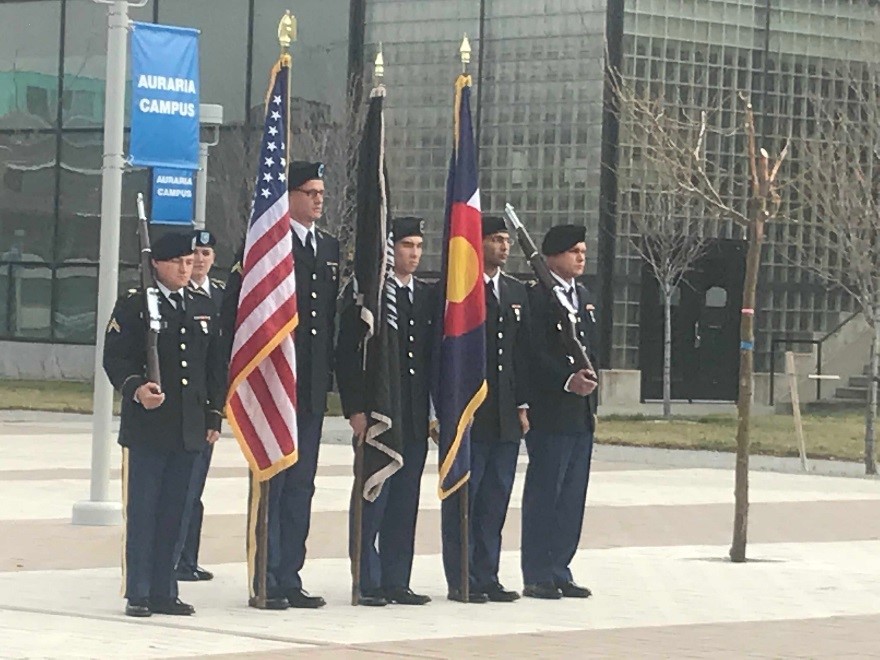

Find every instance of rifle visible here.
[503,203,596,380]
[136,193,162,389]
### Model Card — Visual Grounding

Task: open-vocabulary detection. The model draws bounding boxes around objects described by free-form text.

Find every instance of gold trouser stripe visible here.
[120,447,129,597]
[246,471,261,599]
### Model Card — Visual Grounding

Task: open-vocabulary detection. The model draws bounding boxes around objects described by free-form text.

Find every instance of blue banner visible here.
[151,167,195,225]
[130,22,200,169]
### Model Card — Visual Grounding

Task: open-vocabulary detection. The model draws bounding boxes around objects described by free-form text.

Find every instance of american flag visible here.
[226,60,299,481]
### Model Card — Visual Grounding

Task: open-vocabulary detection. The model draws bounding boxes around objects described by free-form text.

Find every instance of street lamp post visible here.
[72,0,147,526]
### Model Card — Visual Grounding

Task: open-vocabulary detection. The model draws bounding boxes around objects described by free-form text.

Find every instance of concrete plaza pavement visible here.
[1,410,880,658]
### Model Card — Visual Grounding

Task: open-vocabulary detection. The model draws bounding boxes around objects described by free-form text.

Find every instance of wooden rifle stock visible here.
[503,203,596,379]
[136,193,162,389]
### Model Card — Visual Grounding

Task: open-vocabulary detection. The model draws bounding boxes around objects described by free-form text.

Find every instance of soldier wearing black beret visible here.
[173,229,225,584]
[103,231,225,618]
[221,160,339,610]
[521,223,599,601]
[442,215,532,603]
[336,215,435,607]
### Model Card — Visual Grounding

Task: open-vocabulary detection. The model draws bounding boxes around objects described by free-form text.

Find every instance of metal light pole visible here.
[194,103,223,229]
[72,0,147,526]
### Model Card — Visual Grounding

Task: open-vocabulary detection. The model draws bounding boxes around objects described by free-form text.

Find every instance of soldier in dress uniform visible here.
[441,215,531,603]
[222,161,340,610]
[174,229,224,583]
[520,224,599,601]
[336,216,434,607]
[103,231,225,618]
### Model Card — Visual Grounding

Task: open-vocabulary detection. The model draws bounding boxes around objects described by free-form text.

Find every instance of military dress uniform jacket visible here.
[526,280,599,435]
[221,228,340,415]
[336,278,435,443]
[103,288,226,453]
[471,273,531,444]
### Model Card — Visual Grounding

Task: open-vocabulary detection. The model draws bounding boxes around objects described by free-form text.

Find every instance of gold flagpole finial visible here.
[374,43,385,82]
[278,10,297,54]
[459,34,472,73]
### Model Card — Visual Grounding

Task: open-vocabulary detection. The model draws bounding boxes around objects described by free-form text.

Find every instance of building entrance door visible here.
[639,239,746,402]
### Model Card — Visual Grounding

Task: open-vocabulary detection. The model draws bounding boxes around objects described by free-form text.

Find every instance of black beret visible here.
[392,216,425,242]
[288,161,325,191]
[152,232,196,261]
[541,224,586,256]
[482,215,508,237]
[193,229,216,248]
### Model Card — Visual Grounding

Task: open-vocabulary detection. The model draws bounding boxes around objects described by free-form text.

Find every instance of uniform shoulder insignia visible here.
[230,261,243,275]
[210,277,226,289]
[126,288,138,297]
[317,228,338,240]
[190,287,210,298]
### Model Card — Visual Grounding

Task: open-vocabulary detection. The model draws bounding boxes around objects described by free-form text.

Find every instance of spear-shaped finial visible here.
[278,10,297,55]
[374,43,385,81]
[460,34,472,73]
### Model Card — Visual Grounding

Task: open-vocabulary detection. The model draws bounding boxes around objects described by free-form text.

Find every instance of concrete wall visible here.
[0,341,94,381]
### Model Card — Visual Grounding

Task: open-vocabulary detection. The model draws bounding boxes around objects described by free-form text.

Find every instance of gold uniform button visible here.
[408,351,414,358]
[311,310,317,317]
[497,332,503,339]
[312,273,317,280]
[498,348,503,355]
[181,361,188,368]
[409,335,415,342]
[409,368,415,375]
[311,328,317,335]
[409,319,415,326]
[498,365,503,372]
[182,378,189,386]
[180,343,186,350]
[180,327,186,334]
[311,292,318,299]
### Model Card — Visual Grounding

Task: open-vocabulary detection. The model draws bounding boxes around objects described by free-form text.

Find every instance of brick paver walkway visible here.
[2,412,879,658]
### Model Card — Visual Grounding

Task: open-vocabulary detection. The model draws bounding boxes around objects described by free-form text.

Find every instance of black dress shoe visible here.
[286,588,326,609]
[193,566,214,581]
[357,591,388,607]
[523,583,562,600]
[447,588,488,604]
[557,581,592,598]
[482,582,520,603]
[383,587,431,605]
[125,600,151,617]
[248,596,289,610]
[175,569,200,582]
[150,597,195,615]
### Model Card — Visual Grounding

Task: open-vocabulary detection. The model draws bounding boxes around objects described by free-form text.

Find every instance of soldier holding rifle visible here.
[504,207,599,601]
[103,222,225,618]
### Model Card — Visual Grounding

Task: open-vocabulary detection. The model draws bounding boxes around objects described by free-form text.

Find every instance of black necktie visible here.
[485,280,498,309]
[169,291,184,317]
[397,285,412,311]
[305,232,314,255]
[566,287,576,308]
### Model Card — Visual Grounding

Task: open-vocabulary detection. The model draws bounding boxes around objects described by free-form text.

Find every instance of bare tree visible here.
[627,191,711,417]
[611,72,789,562]
[793,79,880,475]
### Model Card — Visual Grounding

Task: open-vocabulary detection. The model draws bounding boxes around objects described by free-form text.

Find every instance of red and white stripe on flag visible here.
[226,61,299,481]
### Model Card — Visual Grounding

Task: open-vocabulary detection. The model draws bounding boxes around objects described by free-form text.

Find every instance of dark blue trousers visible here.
[441,441,519,591]
[175,442,214,572]
[261,411,324,597]
[350,439,428,593]
[520,428,593,586]
[124,443,195,602]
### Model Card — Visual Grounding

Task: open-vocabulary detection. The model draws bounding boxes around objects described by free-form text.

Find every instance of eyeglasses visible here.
[294,188,327,200]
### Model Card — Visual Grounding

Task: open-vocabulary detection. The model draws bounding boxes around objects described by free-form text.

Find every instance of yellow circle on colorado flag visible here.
[446,236,480,303]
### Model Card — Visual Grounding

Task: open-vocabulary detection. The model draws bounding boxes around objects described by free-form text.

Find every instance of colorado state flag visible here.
[434,74,487,499]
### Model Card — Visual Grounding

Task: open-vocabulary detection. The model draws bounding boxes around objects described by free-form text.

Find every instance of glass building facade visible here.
[613,0,879,375]
[0,0,351,345]
[0,0,875,395]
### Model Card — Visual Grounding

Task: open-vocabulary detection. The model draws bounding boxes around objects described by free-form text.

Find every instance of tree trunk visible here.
[730,218,763,563]
[865,315,879,475]
[663,288,672,418]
